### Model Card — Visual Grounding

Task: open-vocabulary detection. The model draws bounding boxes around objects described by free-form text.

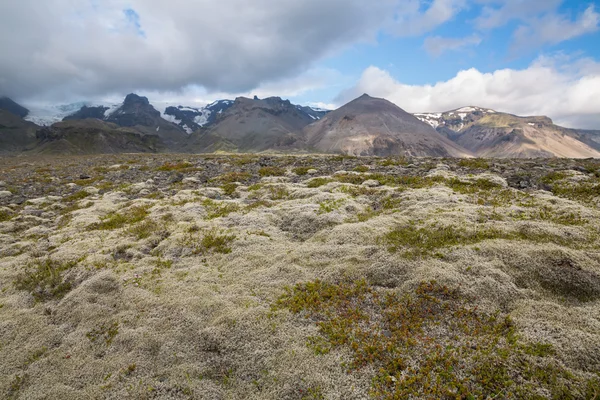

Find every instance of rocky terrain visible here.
[1,154,600,399]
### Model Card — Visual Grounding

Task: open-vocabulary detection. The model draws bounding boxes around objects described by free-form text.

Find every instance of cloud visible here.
[0,0,400,102]
[475,1,600,52]
[393,0,468,36]
[423,35,481,56]
[474,0,563,30]
[336,56,600,129]
[512,5,600,51]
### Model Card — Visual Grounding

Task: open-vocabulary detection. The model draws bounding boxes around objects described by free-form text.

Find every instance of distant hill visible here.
[303,94,472,157]
[0,97,29,118]
[416,107,600,158]
[0,109,39,153]
[31,119,164,155]
[189,96,317,152]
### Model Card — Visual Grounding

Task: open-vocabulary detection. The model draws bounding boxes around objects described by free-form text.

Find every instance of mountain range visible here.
[1,94,599,158]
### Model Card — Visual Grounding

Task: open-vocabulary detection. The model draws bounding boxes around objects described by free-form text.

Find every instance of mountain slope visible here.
[192,96,315,152]
[0,97,30,118]
[303,94,472,157]
[30,119,164,155]
[0,109,39,153]
[163,100,235,133]
[416,107,600,158]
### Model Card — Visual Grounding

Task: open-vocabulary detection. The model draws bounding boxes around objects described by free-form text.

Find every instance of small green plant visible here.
[378,157,408,167]
[63,190,91,203]
[221,183,238,196]
[7,374,28,399]
[259,166,286,177]
[293,167,311,176]
[317,199,344,214]
[86,321,120,346]
[267,186,290,200]
[306,178,333,188]
[335,174,367,185]
[156,161,195,172]
[89,205,150,230]
[127,219,160,240]
[202,199,240,219]
[353,165,370,173]
[213,172,252,184]
[14,258,76,302]
[275,280,598,399]
[458,158,490,169]
[0,208,13,222]
[195,229,236,255]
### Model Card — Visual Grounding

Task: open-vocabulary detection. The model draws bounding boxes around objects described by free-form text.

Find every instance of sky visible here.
[1,0,599,128]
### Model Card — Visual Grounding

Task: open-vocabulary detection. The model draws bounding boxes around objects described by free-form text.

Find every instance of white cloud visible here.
[423,35,481,56]
[475,0,563,30]
[393,0,468,36]
[512,5,600,51]
[336,56,600,129]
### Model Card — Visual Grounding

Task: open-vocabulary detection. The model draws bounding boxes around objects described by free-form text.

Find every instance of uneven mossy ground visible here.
[1,154,600,399]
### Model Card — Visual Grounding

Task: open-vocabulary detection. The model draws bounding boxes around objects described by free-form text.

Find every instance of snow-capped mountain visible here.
[162,100,235,133]
[24,102,122,126]
[414,106,496,132]
[295,105,330,121]
[22,95,330,135]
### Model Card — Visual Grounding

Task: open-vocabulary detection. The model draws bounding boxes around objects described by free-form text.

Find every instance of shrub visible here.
[293,167,312,176]
[14,258,76,302]
[259,166,286,177]
[221,183,238,196]
[0,209,13,222]
[86,321,119,346]
[306,178,333,188]
[63,190,91,203]
[213,172,252,184]
[275,280,598,399]
[156,161,195,172]
[458,158,490,169]
[202,199,240,219]
[88,205,150,230]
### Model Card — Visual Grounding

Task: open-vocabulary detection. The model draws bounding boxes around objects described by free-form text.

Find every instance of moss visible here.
[213,172,252,184]
[221,183,238,196]
[378,157,409,167]
[258,166,286,177]
[87,321,119,346]
[380,223,578,259]
[202,199,240,219]
[458,158,490,169]
[275,280,597,399]
[317,199,344,214]
[353,165,370,173]
[156,161,196,172]
[127,219,160,240]
[0,209,13,222]
[541,171,569,184]
[293,167,312,176]
[7,374,28,399]
[266,186,290,200]
[188,229,236,255]
[89,205,150,230]
[306,178,334,188]
[335,174,368,185]
[13,258,77,302]
[63,190,91,203]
